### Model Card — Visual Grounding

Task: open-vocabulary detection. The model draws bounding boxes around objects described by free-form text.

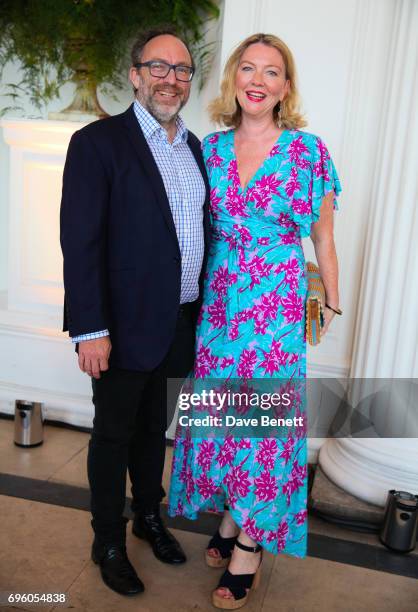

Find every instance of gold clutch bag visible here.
[305,261,325,346]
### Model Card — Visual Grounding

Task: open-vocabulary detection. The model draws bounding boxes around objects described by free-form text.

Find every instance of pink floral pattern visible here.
[254,471,279,502]
[256,439,278,470]
[237,349,258,378]
[169,128,341,557]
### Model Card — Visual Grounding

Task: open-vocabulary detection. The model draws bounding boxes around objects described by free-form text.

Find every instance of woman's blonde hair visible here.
[209,33,307,129]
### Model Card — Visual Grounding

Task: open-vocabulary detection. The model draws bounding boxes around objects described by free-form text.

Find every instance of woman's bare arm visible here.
[309,191,339,335]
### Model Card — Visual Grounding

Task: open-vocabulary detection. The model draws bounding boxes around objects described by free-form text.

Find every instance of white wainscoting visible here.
[0,121,92,427]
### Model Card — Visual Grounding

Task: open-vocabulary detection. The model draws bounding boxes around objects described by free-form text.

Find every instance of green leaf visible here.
[0,0,220,111]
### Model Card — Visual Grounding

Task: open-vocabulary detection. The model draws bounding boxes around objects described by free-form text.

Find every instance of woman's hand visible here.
[321,306,335,337]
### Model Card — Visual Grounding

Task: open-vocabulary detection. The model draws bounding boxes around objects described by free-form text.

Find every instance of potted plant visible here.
[0,0,219,120]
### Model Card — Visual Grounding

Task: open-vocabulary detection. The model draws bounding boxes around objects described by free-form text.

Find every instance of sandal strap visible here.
[207,530,237,558]
[235,539,262,553]
[218,569,256,600]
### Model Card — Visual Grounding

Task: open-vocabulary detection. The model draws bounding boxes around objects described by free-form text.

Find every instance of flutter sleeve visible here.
[294,135,342,238]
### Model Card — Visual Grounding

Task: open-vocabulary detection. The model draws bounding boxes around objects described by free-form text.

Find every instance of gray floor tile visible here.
[0,495,91,612]
[262,554,418,612]
[0,420,88,481]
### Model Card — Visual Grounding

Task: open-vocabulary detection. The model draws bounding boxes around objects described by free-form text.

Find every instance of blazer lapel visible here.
[123,104,180,253]
[187,133,211,254]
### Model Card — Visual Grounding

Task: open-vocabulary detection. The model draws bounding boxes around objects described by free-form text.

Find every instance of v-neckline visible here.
[231,128,288,194]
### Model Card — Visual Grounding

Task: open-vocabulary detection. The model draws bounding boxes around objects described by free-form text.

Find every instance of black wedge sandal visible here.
[212,540,263,610]
[205,505,238,568]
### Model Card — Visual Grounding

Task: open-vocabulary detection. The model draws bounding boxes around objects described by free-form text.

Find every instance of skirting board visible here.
[307,360,350,379]
[0,387,325,466]
[0,357,349,433]
[0,379,93,428]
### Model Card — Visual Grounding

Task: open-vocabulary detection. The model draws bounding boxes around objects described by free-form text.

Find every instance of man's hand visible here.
[78,336,112,379]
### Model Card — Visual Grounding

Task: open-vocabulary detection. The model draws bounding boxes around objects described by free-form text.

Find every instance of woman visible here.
[169,33,341,609]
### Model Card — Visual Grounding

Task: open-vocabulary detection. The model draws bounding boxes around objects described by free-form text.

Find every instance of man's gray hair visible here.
[130,26,195,69]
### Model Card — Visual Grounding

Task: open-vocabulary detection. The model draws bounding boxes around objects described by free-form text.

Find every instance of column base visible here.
[319,439,418,507]
[309,464,383,527]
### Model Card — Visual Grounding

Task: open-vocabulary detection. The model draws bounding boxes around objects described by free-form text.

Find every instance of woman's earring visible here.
[277,100,282,127]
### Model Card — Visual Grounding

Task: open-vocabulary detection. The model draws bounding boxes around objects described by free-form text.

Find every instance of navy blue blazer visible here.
[60,103,210,371]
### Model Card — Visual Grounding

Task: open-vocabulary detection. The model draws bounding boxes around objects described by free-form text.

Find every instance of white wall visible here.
[217,0,399,378]
[0,6,225,424]
[0,0,412,430]
[0,10,224,290]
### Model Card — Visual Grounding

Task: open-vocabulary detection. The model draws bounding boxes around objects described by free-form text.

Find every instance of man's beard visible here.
[137,79,186,124]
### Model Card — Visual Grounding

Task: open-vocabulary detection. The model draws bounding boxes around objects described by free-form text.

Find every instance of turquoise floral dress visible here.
[168,128,341,557]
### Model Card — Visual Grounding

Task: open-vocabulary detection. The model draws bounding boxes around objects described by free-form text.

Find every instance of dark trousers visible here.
[87,304,195,545]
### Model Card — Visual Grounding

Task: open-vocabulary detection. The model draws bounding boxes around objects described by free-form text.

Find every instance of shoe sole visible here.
[211,567,261,610]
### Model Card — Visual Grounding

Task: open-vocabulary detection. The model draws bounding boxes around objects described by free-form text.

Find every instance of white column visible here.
[319,0,418,506]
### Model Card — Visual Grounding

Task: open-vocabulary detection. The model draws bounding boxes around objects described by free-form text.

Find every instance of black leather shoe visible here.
[132,508,186,564]
[91,539,144,596]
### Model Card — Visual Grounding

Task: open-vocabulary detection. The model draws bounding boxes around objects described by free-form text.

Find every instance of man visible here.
[60,27,209,596]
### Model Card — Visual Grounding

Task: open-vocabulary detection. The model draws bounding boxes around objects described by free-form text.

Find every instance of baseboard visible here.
[307,359,350,378]
[0,355,350,432]
[0,379,93,428]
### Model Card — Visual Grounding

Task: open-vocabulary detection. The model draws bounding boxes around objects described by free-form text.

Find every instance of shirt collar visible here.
[133,99,188,145]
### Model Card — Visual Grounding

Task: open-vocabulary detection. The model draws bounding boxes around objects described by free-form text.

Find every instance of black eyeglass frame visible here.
[134,60,195,82]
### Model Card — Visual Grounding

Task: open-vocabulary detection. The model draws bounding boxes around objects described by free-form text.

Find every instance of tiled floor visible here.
[1,420,417,612]
[0,420,89,481]
[0,419,172,500]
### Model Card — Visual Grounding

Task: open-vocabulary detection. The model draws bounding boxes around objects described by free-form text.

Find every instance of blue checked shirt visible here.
[72,100,205,343]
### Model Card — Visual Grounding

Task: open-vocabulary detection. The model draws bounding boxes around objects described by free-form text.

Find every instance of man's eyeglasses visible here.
[134,61,194,82]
